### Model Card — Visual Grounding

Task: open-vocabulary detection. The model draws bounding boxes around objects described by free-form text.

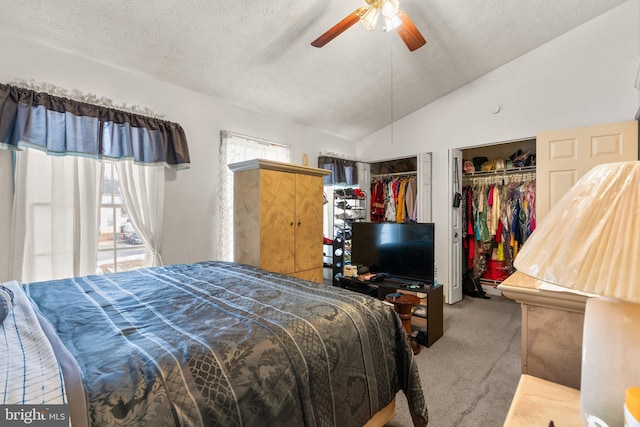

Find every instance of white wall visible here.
[356,0,640,293]
[0,31,355,281]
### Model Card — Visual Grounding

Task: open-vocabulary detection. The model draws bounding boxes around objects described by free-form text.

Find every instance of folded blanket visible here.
[0,280,67,405]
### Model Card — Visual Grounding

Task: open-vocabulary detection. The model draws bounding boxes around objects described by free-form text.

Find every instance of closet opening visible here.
[455,138,537,299]
[370,157,419,223]
[321,154,433,285]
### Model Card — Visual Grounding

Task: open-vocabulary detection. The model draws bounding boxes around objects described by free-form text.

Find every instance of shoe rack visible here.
[331,187,367,283]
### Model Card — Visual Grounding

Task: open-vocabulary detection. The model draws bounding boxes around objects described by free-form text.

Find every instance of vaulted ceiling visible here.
[0,0,629,140]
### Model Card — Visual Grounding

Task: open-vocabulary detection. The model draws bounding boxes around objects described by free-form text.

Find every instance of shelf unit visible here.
[331,188,367,283]
[337,275,444,347]
[378,281,444,348]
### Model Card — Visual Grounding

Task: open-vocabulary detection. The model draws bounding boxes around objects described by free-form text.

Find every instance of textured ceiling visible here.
[0,0,629,140]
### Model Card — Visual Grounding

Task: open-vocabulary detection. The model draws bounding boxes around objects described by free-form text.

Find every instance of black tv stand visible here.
[337,275,444,347]
[379,275,429,289]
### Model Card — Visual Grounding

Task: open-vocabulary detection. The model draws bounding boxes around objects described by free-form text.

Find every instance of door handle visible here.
[454,232,459,238]
[297,219,302,226]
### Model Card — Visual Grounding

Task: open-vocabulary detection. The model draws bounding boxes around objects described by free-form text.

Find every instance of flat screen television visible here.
[351,222,435,283]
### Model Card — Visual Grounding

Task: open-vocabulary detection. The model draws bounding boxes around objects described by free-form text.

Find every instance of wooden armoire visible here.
[229,159,330,283]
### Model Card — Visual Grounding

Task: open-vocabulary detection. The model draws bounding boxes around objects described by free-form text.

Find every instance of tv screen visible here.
[351,222,435,283]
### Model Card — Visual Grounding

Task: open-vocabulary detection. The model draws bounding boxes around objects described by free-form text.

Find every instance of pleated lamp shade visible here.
[514,160,640,304]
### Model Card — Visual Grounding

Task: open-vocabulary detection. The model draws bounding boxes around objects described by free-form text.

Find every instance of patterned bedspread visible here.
[25,261,428,426]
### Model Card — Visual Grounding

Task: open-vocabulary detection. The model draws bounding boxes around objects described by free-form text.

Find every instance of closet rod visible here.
[371,171,418,179]
[463,172,536,185]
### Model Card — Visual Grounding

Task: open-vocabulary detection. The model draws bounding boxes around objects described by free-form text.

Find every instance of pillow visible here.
[0,284,14,324]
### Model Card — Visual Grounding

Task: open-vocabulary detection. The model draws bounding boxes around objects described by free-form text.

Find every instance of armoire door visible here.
[260,169,296,274]
[536,120,638,224]
[294,173,324,273]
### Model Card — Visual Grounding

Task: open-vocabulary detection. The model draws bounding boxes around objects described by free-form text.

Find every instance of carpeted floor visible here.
[387,294,522,427]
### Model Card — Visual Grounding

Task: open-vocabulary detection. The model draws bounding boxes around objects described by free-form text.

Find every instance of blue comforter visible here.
[25,261,428,426]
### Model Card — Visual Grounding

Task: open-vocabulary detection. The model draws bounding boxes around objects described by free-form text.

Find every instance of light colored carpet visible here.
[387,294,522,427]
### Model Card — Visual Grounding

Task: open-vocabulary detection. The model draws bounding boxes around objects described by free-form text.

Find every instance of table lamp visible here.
[514,161,640,427]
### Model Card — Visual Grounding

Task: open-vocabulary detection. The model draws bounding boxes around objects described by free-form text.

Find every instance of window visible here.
[98,162,145,273]
[10,149,102,282]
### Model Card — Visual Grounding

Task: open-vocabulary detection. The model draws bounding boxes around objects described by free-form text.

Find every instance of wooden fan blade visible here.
[311,9,363,48]
[395,9,426,52]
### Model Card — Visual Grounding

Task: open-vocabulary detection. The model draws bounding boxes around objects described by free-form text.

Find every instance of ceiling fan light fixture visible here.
[383,14,402,31]
[360,5,380,31]
[381,0,400,18]
[311,0,425,51]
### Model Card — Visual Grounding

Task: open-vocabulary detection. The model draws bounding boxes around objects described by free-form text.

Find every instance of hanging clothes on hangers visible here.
[369,173,418,223]
[404,177,418,222]
[385,179,397,222]
[461,172,536,282]
[371,179,386,222]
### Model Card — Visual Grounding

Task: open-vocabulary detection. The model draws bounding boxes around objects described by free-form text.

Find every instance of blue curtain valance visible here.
[0,83,190,169]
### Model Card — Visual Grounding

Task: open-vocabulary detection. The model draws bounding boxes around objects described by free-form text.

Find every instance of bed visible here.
[1,261,428,426]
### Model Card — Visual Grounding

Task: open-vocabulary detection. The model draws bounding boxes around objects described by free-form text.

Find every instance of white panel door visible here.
[537,120,638,224]
[417,152,432,222]
[448,149,463,304]
[357,161,371,220]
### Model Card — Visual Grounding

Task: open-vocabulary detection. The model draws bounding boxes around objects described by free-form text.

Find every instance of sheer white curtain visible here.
[217,131,290,261]
[116,160,165,267]
[10,149,103,283]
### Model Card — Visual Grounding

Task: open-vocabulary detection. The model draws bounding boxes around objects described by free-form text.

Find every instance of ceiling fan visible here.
[311,0,426,52]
